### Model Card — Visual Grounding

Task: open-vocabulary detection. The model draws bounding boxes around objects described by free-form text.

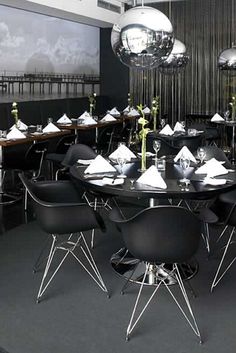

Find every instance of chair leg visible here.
[126,263,162,341]
[165,264,202,343]
[211,227,236,292]
[71,232,108,294]
[126,263,201,343]
[36,232,108,303]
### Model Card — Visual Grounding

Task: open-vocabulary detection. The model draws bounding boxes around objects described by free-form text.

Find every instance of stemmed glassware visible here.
[117,154,127,178]
[179,155,190,187]
[180,120,186,129]
[197,147,206,164]
[153,139,161,160]
[160,119,166,128]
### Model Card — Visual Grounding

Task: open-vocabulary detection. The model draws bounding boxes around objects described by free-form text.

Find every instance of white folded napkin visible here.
[100,113,117,122]
[10,120,28,131]
[143,106,151,114]
[57,113,72,124]
[109,145,136,162]
[174,121,185,132]
[84,155,116,174]
[127,108,140,117]
[174,146,197,164]
[78,111,91,119]
[203,177,227,186]
[102,177,124,185]
[77,159,94,165]
[123,105,130,113]
[136,165,167,189]
[211,113,224,122]
[159,124,174,136]
[7,126,26,139]
[43,122,61,133]
[108,107,121,117]
[195,158,228,177]
[82,116,97,125]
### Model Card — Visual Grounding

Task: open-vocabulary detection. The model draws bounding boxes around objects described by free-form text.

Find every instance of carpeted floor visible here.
[0,206,236,353]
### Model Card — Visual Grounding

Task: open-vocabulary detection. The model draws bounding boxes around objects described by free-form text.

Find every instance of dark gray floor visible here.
[0,201,236,353]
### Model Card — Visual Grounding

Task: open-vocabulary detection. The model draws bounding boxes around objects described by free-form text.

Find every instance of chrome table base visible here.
[111,247,198,286]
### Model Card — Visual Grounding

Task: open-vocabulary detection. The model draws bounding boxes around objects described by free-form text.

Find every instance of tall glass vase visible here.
[141,136,147,172]
[153,111,157,132]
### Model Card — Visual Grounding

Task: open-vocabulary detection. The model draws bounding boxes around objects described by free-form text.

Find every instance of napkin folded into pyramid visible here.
[108,107,120,117]
[78,111,97,125]
[143,106,151,114]
[10,120,28,131]
[174,121,185,132]
[136,165,167,189]
[203,177,227,186]
[109,144,136,161]
[159,124,174,136]
[7,126,26,140]
[43,122,61,133]
[123,105,130,113]
[100,113,117,122]
[174,146,197,163]
[84,155,116,174]
[211,113,224,122]
[127,108,140,117]
[195,158,228,177]
[57,113,72,124]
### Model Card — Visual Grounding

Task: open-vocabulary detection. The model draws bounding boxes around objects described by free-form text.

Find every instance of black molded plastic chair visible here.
[19,173,108,303]
[46,134,76,179]
[110,205,202,342]
[173,134,203,152]
[200,145,232,168]
[55,143,97,180]
[199,189,236,292]
[147,133,180,157]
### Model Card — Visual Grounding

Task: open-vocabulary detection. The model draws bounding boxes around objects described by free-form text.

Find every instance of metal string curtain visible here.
[129,0,235,123]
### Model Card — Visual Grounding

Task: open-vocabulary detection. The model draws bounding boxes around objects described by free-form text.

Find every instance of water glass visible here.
[197,147,206,164]
[153,139,161,159]
[117,155,127,178]
[36,125,42,133]
[179,155,190,184]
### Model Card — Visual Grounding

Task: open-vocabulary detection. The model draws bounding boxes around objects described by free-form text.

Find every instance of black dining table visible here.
[70,155,236,285]
[70,156,236,202]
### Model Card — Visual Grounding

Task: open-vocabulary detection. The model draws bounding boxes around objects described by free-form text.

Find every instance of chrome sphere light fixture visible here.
[218,46,236,71]
[159,39,189,74]
[111,5,174,70]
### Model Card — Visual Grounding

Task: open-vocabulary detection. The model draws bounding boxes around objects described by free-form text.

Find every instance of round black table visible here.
[70,157,236,202]
[70,157,236,285]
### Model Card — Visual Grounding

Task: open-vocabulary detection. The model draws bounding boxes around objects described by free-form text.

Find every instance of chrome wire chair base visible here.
[125,263,202,343]
[36,231,108,303]
[211,226,236,292]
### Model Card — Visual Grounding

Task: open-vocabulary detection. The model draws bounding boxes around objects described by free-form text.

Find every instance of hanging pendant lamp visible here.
[111,4,174,70]
[159,39,189,74]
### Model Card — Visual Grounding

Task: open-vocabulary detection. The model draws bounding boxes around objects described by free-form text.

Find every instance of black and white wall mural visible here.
[0,5,100,75]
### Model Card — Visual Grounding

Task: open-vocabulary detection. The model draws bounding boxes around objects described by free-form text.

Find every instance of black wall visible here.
[100,28,129,111]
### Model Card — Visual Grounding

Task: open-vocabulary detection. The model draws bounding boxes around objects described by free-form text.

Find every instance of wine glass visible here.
[130,178,135,189]
[197,147,206,164]
[117,155,127,178]
[153,139,161,160]
[161,119,166,128]
[179,155,190,185]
